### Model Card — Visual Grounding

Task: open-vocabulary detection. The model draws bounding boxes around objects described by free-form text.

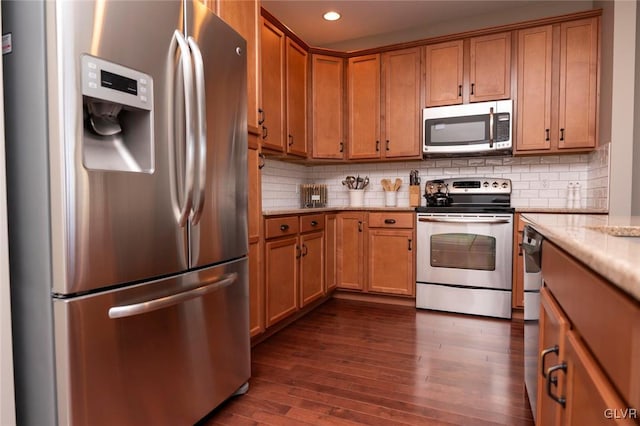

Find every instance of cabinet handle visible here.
[408,238,412,251]
[261,125,268,140]
[358,221,363,232]
[560,128,565,141]
[302,244,308,256]
[280,224,289,232]
[310,220,318,227]
[386,140,390,151]
[288,134,294,146]
[458,85,462,97]
[546,363,567,407]
[545,129,550,142]
[258,153,265,170]
[296,245,301,259]
[376,140,380,152]
[258,108,265,125]
[384,219,396,224]
[339,142,344,153]
[540,345,559,378]
[471,83,475,95]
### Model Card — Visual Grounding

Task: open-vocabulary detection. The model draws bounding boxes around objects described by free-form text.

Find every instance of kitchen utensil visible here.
[381,178,391,191]
[355,175,363,189]
[393,178,402,191]
[362,176,369,189]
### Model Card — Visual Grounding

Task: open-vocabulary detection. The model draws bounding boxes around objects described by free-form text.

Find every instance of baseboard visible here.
[332,290,416,307]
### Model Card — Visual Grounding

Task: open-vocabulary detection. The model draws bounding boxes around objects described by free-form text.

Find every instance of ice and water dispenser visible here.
[81,54,154,173]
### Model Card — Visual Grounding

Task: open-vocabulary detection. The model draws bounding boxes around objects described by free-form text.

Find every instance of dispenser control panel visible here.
[81,54,152,111]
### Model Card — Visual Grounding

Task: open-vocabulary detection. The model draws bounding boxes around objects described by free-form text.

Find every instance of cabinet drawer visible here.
[368,212,414,228]
[265,216,299,239]
[300,214,325,233]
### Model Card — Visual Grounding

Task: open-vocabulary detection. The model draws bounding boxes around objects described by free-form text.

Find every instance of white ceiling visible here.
[261,0,595,51]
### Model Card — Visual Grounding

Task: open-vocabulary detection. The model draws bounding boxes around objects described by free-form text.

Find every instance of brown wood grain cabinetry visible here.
[247,142,263,336]
[260,18,285,152]
[217,0,261,133]
[511,213,526,309]
[285,38,308,156]
[515,18,598,154]
[538,241,639,424]
[311,55,345,159]
[424,33,511,107]
[248,241,263,336]
[325,214,337,292]
[264,234,298,327]
[299,231,324,307]
[348,49,421,160]
[336,212,366,290]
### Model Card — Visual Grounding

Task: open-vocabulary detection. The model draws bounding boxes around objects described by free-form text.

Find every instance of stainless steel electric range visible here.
[416,178,514,319]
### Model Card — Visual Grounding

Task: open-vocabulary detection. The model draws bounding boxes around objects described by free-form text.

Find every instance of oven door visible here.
[416,213,513,289]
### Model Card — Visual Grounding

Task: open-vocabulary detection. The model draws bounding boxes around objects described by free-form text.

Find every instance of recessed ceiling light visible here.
[323,11,341,21]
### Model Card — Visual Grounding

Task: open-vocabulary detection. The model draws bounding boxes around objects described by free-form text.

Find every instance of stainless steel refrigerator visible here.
[3,1,249,424]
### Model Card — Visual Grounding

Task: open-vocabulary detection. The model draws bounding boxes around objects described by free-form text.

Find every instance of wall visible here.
[262,148,609,211]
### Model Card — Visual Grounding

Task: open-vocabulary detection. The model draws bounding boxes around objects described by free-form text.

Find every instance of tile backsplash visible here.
[261,144,610,211]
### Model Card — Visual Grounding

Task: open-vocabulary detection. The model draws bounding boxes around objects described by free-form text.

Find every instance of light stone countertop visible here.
[521,213,640,302]
[515,207,608,214]
[262,206,416,216]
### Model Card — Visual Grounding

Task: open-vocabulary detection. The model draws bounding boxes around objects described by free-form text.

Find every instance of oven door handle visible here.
[418,217,511,224]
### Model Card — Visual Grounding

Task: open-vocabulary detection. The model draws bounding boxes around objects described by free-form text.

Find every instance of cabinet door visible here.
[248,240,263,337]
[516,25,553,152]
[348,54,381,159]
[367,229,414,295]
[558,17,598,150]
[382,48,421,158]
[336,213,365,290]
[537,287,569,426]
[265,236,298,326]
[511,214,526,308]
[247,146,261,242]
[300,231,325,307]
[260,18,285,152]
[469,32,512,102]
[218,0,260,132]
[285,38,308,157]
[312,54,345,159]
[424,40,463,106]
[325,214,337,292]
[561,330,636,426]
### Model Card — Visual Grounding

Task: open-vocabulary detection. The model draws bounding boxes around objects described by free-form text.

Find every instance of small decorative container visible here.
[349,189,365,207]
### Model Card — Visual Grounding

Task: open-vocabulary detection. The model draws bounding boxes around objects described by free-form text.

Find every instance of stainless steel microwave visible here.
[423,100,512,156]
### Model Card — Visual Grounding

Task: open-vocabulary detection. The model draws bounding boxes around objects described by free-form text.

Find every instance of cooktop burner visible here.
[418,177,512,213]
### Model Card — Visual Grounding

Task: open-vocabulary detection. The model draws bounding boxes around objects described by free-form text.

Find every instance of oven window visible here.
[430,233,496,271]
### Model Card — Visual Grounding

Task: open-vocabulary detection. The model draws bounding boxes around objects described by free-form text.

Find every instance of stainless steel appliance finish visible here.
[423,99,512,156]
[522,225,544,421]
[415,178,514,319]
[3,1,249,424]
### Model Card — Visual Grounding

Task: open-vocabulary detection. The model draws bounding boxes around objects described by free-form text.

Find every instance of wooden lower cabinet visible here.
[336,212,365,290]
[538,241,639,425]
[325,214,337,292]
[300,231,324,307]
[367,229,414,296]
[264,235,298,327]
[512,213,526,309]
[248,240,263,337]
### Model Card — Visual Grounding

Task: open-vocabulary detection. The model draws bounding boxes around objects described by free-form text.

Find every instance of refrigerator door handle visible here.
[187,37,207,226]
[173,30,196,227]
[107,272,238,319]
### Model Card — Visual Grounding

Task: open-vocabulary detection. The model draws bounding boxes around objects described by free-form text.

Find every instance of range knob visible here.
[502,182,509,189]
[492,181,499,188]
[483,181,489,188]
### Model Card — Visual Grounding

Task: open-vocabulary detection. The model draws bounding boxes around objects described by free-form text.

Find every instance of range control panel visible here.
[434,178,512,194]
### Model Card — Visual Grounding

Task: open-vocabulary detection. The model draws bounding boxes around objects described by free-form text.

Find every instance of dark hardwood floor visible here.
[202,299,534,425]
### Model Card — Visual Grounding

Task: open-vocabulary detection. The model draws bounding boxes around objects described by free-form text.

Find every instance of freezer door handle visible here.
[187,37,207,226]
[173,30,196,228]
[108,272,238,319]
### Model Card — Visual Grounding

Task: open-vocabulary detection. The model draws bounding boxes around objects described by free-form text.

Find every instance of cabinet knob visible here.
[258,153,265,169]
[376,140,380,152]
[540,345,559,378]
[310,220,318,226]
[386,140,390,151]
[288,134,294,146]
[339,142,344,153]
[471,83,475,95]
[296,245,301,259]
[261,125,268,140]
[560,128,565,141]
[546,363,567,407]
[545,129,550,142]
[384,219,396,224]
[358,221,363,232]
[458,85,462,97]
[302,244,308,256]
[258,108,265,125]
[408,238,412,251]
[280,224,289,231]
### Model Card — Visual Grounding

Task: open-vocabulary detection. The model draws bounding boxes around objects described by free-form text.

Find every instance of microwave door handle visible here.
[489,107,494,148]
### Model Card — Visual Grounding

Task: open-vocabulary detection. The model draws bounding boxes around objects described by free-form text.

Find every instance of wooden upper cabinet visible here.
[285,38,308,157]
[424,40,463,106]
[311,54,345,159]
[217,0,260,133]
[469,32,512,102]
[260,18,285,152]
[382,47,422,158]
[516,25,553,152]
[424,33,510,107]
[558,17,598,150]
[348,54,381,159]
[515,18,599,155]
